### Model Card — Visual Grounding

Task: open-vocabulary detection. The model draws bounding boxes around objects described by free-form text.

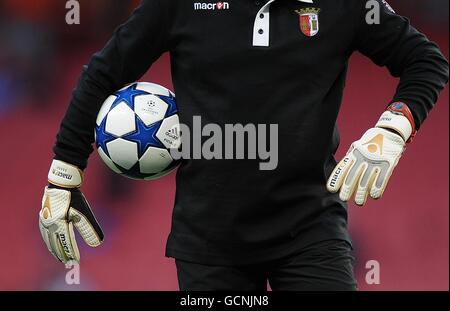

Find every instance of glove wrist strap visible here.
[376,102,416,143]
[48,160,83,188]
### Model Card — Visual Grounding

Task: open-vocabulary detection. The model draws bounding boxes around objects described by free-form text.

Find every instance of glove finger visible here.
[39,220,64,262]
[54,222,82,264]
[39,218,52,253]
[52,233,68,263]
[70,208,103,247]
[370,163,394,200]
[355,166,378,206]
[67,222,81,262]
[327,155,354,193]
[340,161,366,202]
[70,191,104,247]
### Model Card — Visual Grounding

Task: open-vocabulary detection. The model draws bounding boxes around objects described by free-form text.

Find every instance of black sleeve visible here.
[355,0,449,129]
[54,0,170,170]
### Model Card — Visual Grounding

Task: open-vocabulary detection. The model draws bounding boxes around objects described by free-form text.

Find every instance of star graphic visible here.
[123,117,165,158]
[159,93,178,117]
[95,117,117,157]
[109,83,150,111]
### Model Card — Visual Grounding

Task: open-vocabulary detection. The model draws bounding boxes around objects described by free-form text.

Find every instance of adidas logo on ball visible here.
[166,127,180,140]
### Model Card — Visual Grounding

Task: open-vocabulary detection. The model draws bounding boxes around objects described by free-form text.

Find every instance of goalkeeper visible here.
[39,0,448,290]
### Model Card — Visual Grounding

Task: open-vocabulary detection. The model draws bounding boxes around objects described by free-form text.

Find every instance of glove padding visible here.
[39,186,104,263]
[327,127,405,206]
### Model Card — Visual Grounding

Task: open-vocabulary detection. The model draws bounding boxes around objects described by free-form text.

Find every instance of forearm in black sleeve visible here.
[355,0,449,129]
[54,0,169,170]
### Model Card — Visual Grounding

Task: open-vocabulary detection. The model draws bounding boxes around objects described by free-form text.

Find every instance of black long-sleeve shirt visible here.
[54,0,448,265]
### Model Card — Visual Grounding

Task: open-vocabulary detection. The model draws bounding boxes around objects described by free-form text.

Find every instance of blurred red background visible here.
[0,0,447,290]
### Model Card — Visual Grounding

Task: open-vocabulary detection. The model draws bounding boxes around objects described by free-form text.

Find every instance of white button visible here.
[252,0,274,47]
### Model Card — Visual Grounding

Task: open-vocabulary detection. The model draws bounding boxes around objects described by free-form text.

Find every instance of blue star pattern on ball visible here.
[95,117,117,157]
[159,93,178,117]
[109,83,149,112]
[123,117,165,158]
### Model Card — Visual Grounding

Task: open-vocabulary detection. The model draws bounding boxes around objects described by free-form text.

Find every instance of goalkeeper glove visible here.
[39,160,104,263]
[327,102,417,206]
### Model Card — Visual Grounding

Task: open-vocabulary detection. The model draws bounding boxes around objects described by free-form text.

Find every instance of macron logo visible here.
[194,2,230,11]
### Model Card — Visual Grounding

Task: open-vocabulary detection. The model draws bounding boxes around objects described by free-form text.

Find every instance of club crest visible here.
[295,8,321,37]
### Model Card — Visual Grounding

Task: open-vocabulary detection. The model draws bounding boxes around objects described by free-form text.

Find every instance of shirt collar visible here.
[253,0,315,47]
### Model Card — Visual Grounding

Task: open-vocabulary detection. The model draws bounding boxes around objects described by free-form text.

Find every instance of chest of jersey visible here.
[170,0,356,78]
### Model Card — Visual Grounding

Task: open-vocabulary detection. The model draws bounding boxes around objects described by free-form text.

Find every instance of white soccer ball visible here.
[95,82,181,180]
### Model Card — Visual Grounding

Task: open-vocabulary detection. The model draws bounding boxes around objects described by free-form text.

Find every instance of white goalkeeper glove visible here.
[39,160,104,263]
[327,102,417,206]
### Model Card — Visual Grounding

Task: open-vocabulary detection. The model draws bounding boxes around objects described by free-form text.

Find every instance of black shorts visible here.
[175,239,357,291]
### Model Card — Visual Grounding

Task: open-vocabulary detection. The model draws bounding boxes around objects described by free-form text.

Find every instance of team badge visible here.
[295,8,321,37]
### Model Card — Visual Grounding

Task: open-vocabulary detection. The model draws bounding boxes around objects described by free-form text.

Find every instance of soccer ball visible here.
[95,82,181,180]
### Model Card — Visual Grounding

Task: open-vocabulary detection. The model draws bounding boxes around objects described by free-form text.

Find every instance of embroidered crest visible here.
[295,8,321,37]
